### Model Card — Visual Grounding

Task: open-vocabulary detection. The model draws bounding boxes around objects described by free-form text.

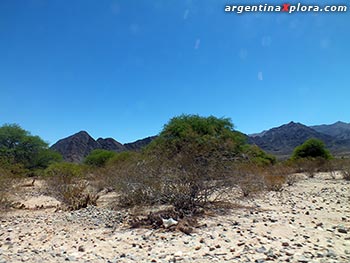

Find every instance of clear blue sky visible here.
[1,1,349,144]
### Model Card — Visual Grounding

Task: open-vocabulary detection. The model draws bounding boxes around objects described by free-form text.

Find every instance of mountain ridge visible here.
[248,121,338,158]
[51,121,350,162]
[51,132,157,162]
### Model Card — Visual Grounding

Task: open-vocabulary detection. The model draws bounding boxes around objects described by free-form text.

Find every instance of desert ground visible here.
[0,173,349,263]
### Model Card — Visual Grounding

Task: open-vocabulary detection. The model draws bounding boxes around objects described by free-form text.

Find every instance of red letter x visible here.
[282,3,291,12]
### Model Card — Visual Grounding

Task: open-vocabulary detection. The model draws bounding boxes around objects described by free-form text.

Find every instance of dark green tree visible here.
[118,114,273,212]
[147,114,247,158]
[0,124,62,170]
[291,138,332,160]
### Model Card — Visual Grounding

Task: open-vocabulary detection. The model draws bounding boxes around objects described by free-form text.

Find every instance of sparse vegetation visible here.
[4,117,347,218]
[335,158,350,181]
[109,114,276,214]
[0,167,14,210]
[45,162,97,210]
[342,166,350,181]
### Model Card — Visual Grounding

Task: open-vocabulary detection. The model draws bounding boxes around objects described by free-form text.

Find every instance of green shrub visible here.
[84,149,116,167]
[115,115,250,213]
[45,162,83,178]
[107,151,137,165]
[242,145,276,165]
[291,138,332,160]
[107,115,279,213]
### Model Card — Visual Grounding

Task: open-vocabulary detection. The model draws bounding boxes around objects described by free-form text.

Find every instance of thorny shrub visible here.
[45,162,98,210]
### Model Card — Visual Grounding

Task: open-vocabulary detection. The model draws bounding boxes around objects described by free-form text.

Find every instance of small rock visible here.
[174,251,183,257]
[298,256,309,262]
[338,225,348,234]
[326,249,337,258]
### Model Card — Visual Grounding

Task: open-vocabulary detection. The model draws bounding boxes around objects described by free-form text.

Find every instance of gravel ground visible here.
[0,174,349,262]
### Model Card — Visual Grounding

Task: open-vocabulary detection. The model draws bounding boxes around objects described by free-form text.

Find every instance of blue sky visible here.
[1,1,349,144]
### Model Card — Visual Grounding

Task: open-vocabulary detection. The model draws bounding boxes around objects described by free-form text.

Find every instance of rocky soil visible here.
[0,173,349,263]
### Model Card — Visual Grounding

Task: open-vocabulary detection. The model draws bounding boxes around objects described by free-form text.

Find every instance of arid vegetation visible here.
[0,118,350,218]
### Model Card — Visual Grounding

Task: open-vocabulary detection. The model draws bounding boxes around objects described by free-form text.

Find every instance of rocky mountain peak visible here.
[51,132,156,163]
[51,131,100,163]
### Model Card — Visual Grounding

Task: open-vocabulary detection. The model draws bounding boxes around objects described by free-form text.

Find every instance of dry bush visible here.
[264,164,296,189]
[287,157,350,180]
[87,152,139,193]
[107,114,278,215]
[285,173,298,186]
[233,164,265,197]
[337,159,350,181]
[342,167,350,181]
[263,174,286,191]
[326,158,350,180]
[45,163,98,210]
[0,168,13,210]
[234,163,297,195]
[107,146,236,215]
[289,158,329,178]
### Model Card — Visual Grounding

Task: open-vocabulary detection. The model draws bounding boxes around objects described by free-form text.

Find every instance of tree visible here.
[117,114,271,213]
[84,149,116,167]
[0,124,62,170]
[147,114,246,158]
[292,138,332,160]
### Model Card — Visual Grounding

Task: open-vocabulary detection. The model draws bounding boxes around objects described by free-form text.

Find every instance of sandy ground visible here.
[0,173,349,263]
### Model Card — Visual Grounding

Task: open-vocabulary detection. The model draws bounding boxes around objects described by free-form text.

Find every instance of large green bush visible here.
[116,114,273,213]
[291,138,332,160]
[84,149,116,167]
[148,114,246,156]
[0,124,62,171]
[45,162,83,178]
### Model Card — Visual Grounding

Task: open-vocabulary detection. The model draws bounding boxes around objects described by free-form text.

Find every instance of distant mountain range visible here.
[249,121,350,158]
[51,131,156,162]
[51,121,350,162]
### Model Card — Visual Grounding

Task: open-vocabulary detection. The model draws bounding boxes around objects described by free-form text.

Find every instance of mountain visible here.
[311,121,350,141]
[51,131,101,163]
[249,130,268,138]
[51,131,156,162]
[124,136,157,151]
[52,121,350,162]
[248,122,335,158]
[96,138,125,152]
